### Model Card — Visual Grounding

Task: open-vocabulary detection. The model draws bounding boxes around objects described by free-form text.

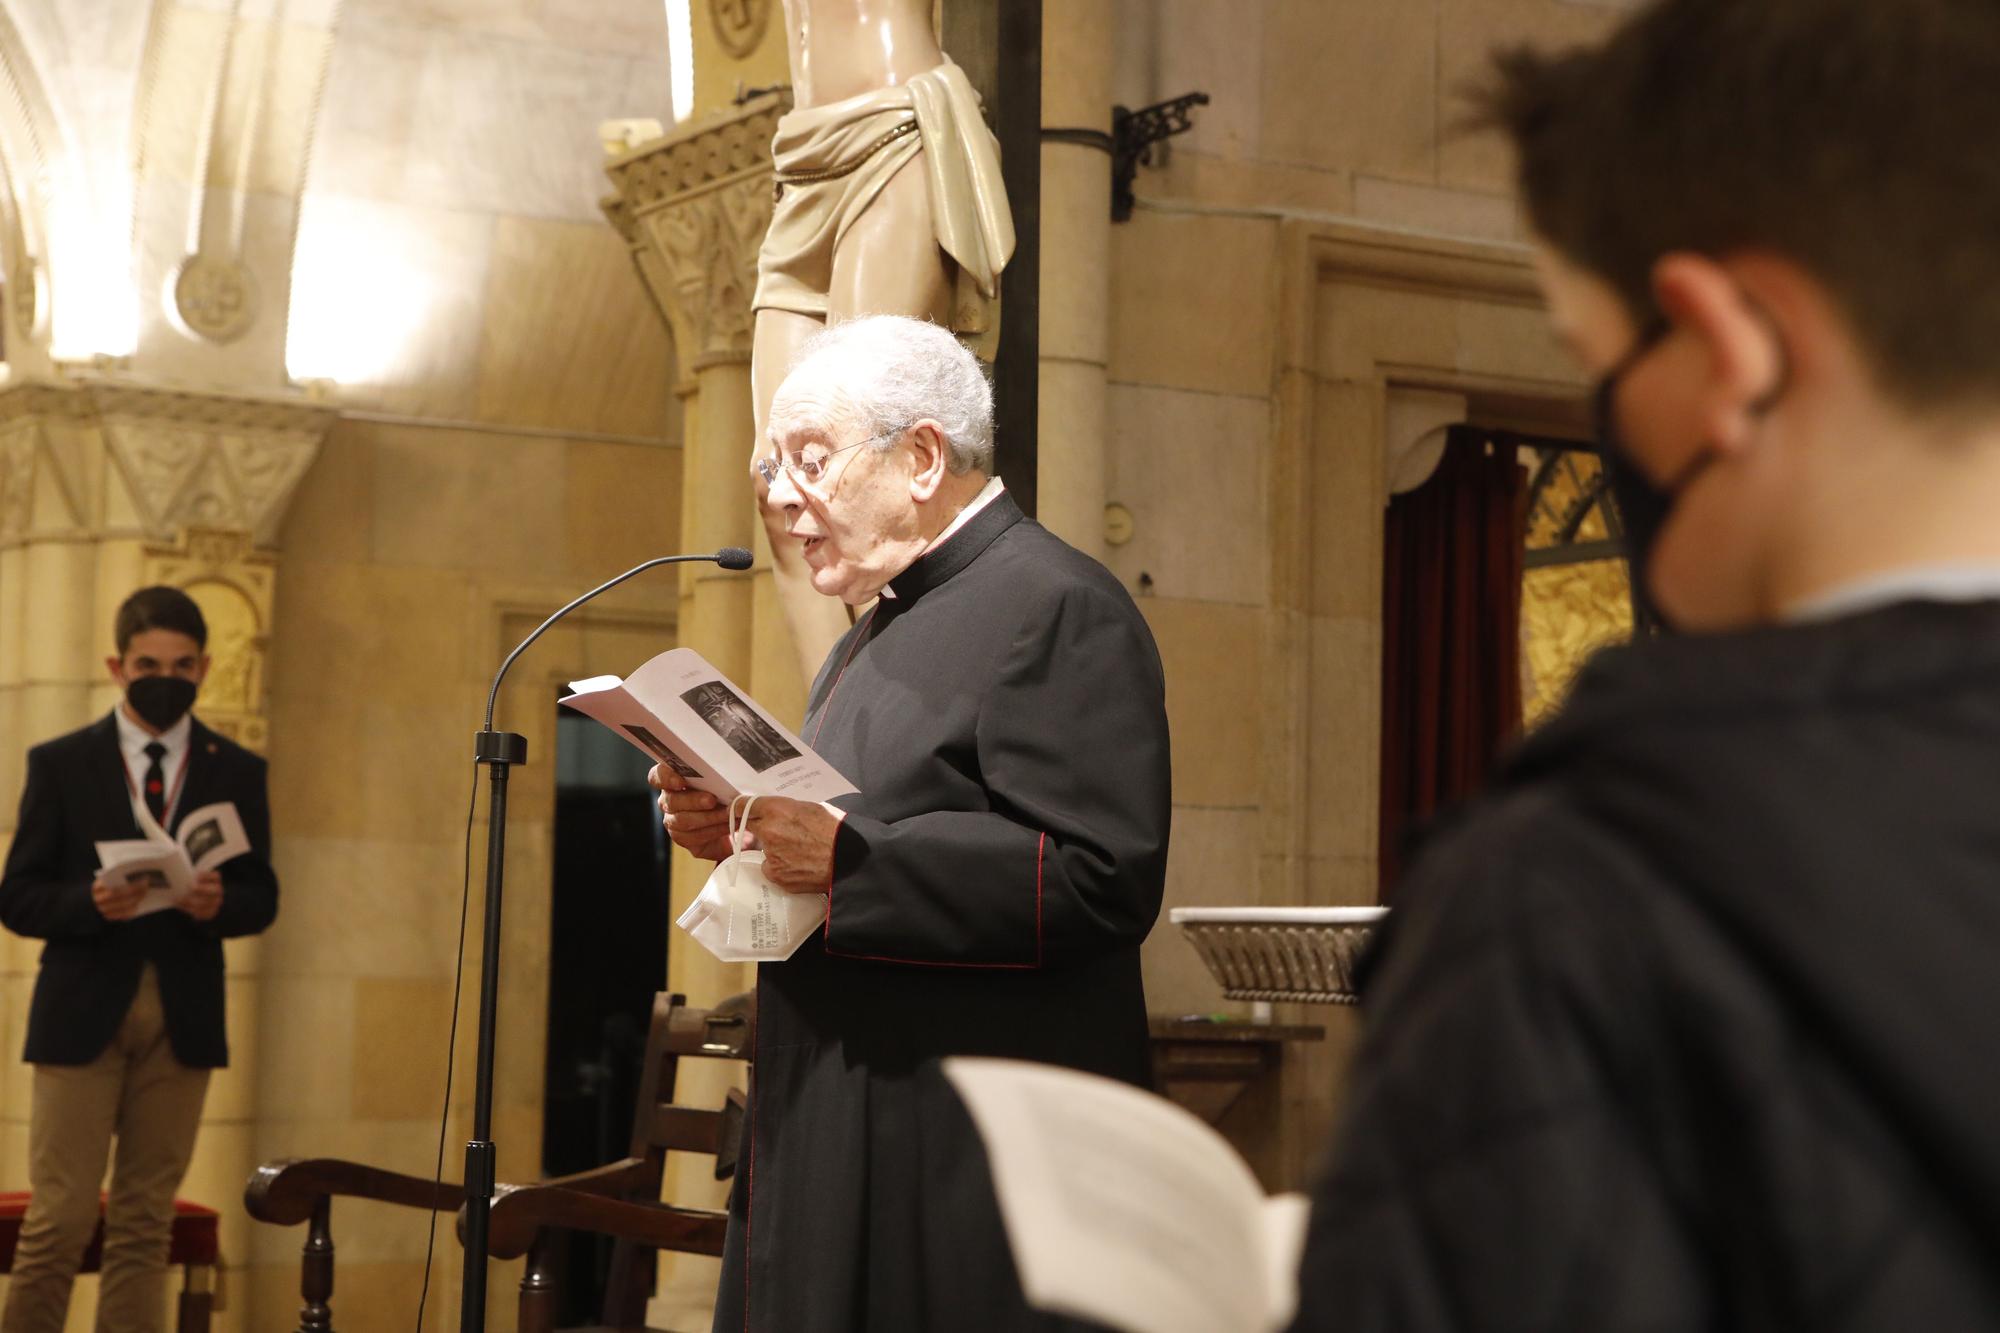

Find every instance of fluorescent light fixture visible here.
[46,166,137,359]
[666,0,694,123]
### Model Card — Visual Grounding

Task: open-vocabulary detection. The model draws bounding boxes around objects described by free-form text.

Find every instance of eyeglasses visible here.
[753,439,873,491]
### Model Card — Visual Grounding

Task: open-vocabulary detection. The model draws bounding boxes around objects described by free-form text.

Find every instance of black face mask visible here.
[126,675,198,732]
[1592,317,1687,632]
[1593,309,1793,634]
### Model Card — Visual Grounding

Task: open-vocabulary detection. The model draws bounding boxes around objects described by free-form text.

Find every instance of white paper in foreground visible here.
[944,1057,1310,1333]
[94,801,251,918]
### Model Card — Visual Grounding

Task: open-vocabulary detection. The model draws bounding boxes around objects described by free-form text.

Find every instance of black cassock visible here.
[712,491,1171,1333]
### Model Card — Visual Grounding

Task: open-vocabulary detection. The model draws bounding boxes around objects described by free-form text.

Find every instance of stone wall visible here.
[244,0,680,1321]
[1101,0,1630,1187]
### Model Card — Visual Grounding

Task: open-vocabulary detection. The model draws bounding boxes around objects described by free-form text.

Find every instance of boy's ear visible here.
[1652,252,1788,453]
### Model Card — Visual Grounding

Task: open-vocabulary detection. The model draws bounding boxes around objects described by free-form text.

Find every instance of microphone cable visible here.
[415,763,479,1332]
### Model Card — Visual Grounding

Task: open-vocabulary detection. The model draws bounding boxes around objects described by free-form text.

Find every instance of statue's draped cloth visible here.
[754,59,1015,331]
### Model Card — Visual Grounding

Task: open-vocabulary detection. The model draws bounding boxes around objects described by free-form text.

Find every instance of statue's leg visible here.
[826,152,953,323]
[753,307,857,679]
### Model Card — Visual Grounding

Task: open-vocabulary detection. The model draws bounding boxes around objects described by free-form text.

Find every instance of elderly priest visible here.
[654,315,1170,1332]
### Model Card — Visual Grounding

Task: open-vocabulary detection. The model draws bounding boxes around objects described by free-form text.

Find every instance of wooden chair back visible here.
[590,990,753,1324]
[247,990,752,1333]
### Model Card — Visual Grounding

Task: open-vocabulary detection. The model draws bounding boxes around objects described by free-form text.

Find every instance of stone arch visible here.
[0,2,69,367]
[127,0,346,382]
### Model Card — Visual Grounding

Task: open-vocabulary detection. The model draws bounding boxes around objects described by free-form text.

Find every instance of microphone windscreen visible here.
[716,547,755,571]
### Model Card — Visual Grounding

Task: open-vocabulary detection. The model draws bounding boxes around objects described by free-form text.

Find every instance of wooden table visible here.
[1149,1017,1324,1125]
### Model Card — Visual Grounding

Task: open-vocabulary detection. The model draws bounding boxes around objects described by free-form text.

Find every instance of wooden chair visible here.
[245,991,752,1333]
[0,1191,219,1332]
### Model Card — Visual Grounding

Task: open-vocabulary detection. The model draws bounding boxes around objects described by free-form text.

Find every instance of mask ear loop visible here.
[729,794,759,853]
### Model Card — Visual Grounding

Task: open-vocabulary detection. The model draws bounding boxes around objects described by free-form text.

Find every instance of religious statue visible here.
[750,0,1016,677]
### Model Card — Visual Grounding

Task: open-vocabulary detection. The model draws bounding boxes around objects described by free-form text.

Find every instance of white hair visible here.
[779,315,995,474]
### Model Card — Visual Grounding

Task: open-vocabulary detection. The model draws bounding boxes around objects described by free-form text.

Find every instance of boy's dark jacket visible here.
[0,712,278,1069]
[1293,599,2000,1330]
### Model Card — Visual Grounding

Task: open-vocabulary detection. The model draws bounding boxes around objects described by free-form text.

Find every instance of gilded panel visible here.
[1520,449,1633,726]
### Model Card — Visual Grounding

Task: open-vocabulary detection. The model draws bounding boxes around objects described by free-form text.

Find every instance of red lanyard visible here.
[123,743,193,830]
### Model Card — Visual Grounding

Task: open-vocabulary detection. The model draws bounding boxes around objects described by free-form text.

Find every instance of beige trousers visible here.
[1,966,210,1333]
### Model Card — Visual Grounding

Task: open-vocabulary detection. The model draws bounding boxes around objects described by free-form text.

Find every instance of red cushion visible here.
[0,1193,219,1269]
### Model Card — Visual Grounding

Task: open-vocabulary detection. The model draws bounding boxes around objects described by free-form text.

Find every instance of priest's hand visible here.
[650,764,734,862]
[739,796,843,893]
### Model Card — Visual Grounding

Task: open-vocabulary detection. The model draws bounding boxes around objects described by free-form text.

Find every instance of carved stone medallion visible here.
[709,0,772,58]
[12,256,46,338]
[170,252,259,344]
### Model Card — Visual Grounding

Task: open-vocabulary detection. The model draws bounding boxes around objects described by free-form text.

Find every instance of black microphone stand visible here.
[460,548,751,1333]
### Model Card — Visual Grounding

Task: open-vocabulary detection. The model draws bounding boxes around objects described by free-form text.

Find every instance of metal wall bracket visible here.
[1043,90,1210,222]
[1113,91,1209,221]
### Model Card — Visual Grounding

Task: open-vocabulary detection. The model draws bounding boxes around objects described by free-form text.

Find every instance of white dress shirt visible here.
[113,705,193,834]
[1785,563,2000,623]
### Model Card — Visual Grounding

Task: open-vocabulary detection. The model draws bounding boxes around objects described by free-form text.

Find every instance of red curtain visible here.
[1378,427,1527,897]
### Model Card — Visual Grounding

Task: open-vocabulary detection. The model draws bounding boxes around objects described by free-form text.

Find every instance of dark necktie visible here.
[143,741,168,826]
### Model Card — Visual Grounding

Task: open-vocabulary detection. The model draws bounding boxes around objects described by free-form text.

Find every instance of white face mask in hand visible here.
[675,795,825,963]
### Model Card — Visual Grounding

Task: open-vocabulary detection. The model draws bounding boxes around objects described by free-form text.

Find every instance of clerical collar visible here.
[882,480,1021,603]
[1785,563,2000,623]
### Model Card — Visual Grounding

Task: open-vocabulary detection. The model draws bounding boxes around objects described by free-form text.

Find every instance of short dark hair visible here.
[115,586,207,654]
[1477,0,2000,410]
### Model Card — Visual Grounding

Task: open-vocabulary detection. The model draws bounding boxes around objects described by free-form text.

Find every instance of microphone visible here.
[482,548,755,731]
[455,544,755,1330]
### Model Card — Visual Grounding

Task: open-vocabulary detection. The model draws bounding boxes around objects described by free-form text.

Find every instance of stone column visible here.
[1036,0,1115,558]
[602,97,792,1318]
[602,97,790,1016]
[0,377,330,1331]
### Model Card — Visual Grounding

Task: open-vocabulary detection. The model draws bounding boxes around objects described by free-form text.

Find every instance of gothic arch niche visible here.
[145,529,276,752]
[0,2,61,373]
[184,578,261,716]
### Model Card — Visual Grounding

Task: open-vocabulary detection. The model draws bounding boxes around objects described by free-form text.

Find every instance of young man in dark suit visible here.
[0,586,278,1333]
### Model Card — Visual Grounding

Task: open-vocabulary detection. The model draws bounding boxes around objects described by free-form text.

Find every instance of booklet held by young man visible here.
[94,801,252,918]
[943,1057,1311,1333]
[562,647,855,803]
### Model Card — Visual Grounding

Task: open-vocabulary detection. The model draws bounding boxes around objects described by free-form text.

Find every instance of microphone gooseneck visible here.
[481,550,746,731]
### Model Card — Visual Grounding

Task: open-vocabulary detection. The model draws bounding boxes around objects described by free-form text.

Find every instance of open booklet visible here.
[562,647,855,804]
[94,801,251,918]
[944,1057,1311,1333]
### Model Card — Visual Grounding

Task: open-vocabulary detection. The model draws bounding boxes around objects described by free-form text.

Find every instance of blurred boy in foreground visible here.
[1293,2,2000,1327]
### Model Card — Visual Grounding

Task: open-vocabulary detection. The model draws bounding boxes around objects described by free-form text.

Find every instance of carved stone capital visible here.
[602,92,791,368]
[0,377,336,547]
